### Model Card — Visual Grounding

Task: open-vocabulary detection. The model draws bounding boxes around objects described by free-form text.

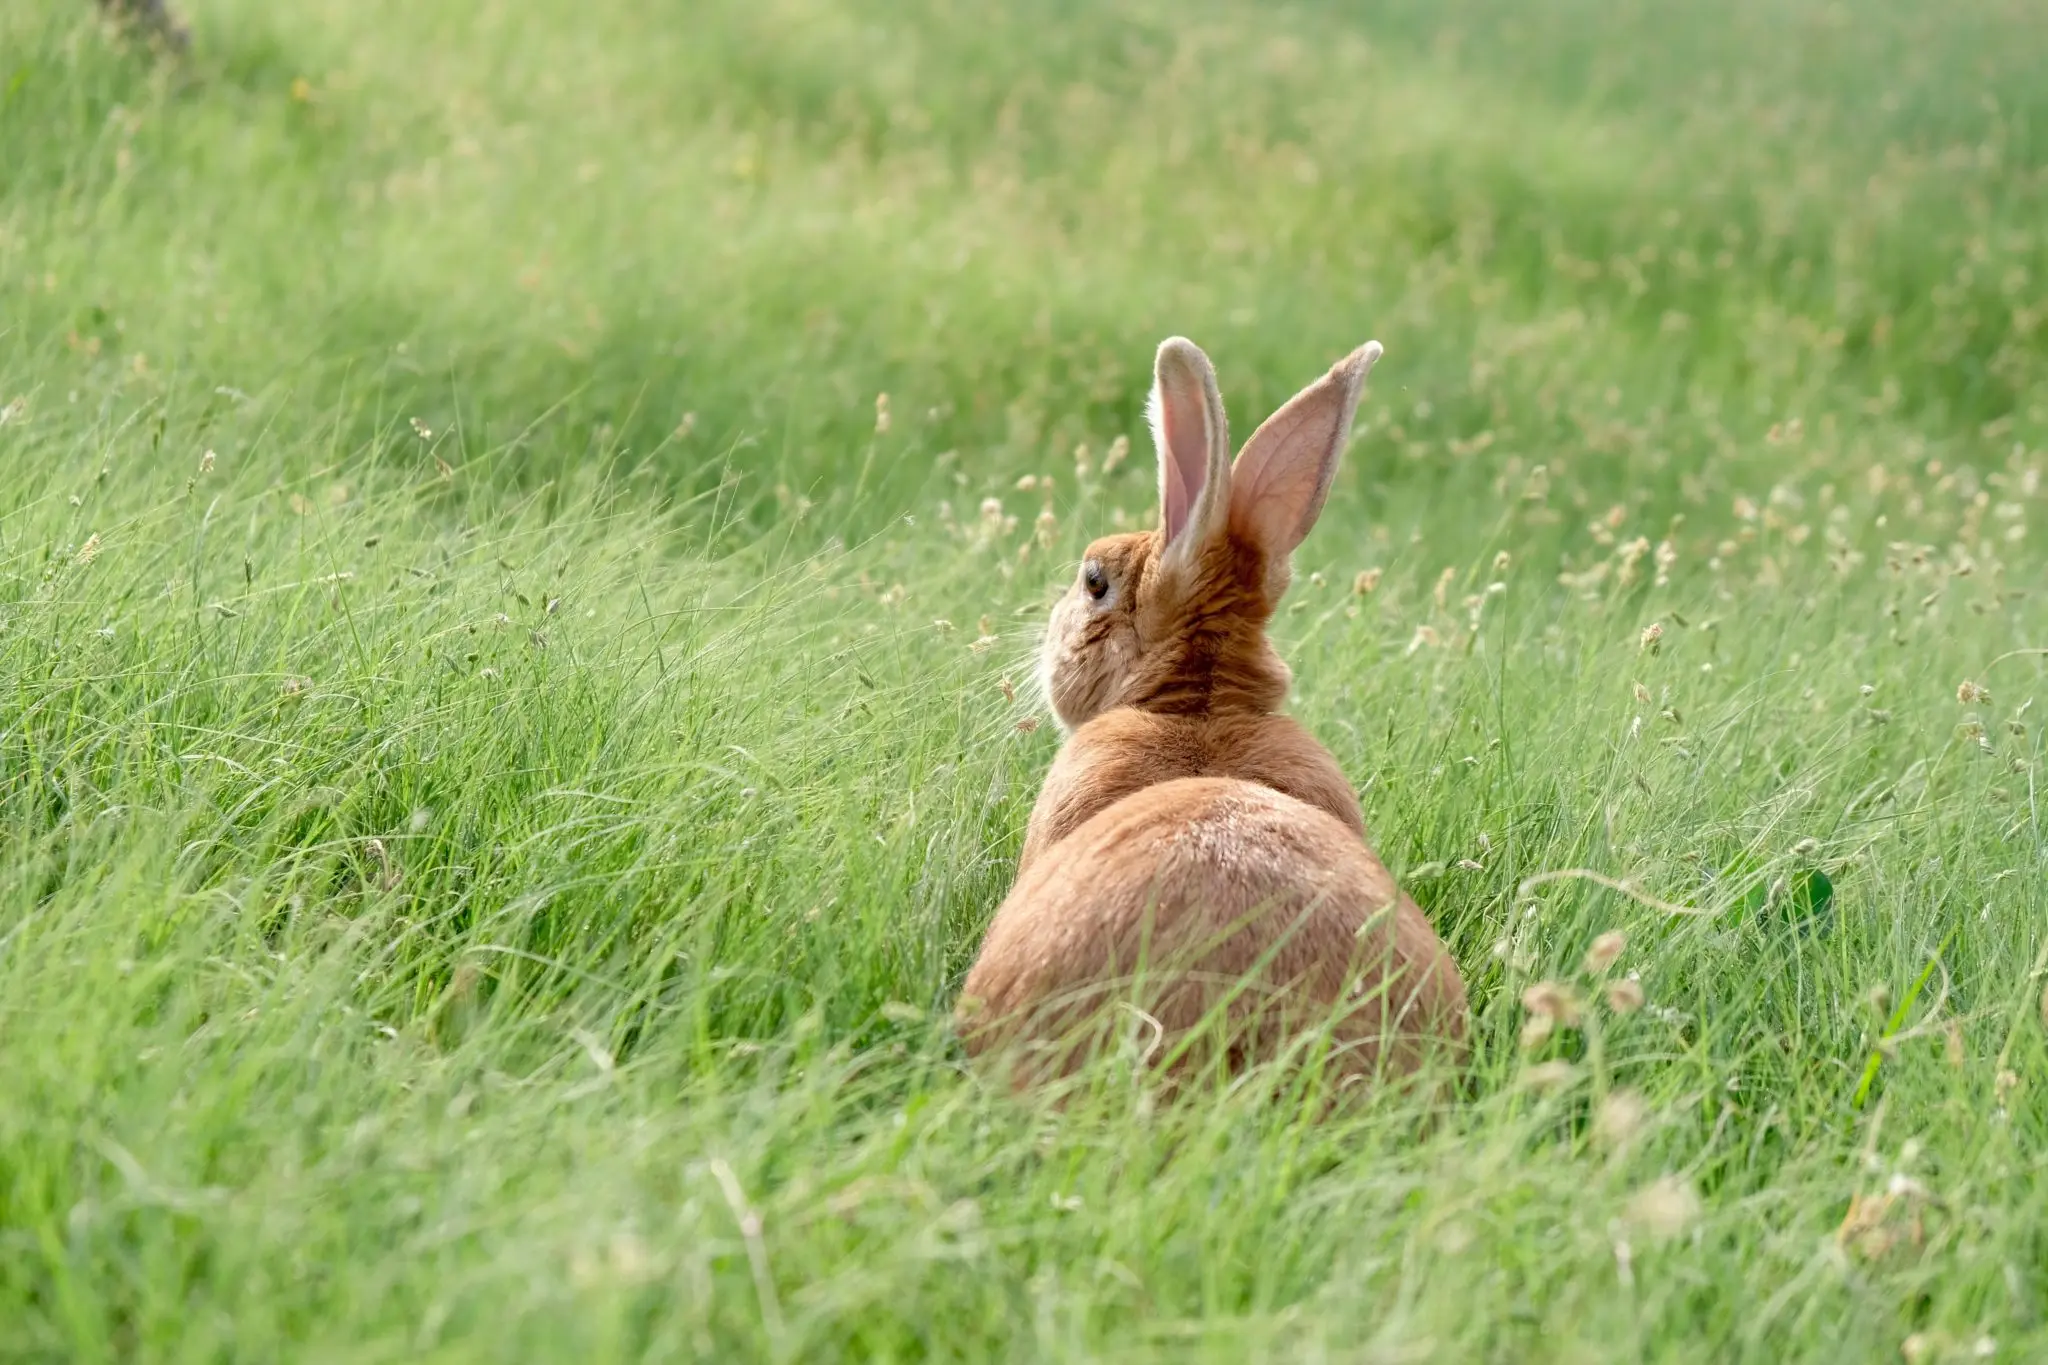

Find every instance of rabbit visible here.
[956,337,1468,1089]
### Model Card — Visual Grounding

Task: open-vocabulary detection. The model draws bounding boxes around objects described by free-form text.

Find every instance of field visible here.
[3,0,2047,1358]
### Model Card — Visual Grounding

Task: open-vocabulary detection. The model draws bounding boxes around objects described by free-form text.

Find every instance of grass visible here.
[2,0,2046,1358]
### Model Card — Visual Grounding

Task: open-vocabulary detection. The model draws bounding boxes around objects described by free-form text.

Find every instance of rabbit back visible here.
[960,776,1468,1087]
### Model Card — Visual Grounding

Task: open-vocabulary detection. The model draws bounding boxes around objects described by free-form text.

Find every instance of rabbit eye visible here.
[1081,559,1109,600]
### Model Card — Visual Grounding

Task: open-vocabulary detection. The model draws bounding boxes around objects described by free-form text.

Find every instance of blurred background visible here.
[8,0,2044,552]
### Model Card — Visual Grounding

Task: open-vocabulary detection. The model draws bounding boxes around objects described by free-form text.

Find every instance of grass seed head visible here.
[1595,1089,1649,1149]
[1521,980,1582,1027]
[74,533,102,566]
[1605,979,1646,1014]
[1583,930,1626,975]
[1626,1176,1700,1241]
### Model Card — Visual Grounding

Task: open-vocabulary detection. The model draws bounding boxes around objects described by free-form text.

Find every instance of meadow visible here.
[2,0,2046,1358]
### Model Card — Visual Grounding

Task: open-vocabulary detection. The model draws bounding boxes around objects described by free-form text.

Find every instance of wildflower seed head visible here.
[1521,1059,1577,1091]
[1518,1012,1555,1050]
[1958,679,1991,704]
[410,417,432,439]
[199,449,216,474]
[873,393,891,434]
[1354,567,1382,595]
[1639,621,1664,651]
[1101,434,1130,474]
[74,533,103,566]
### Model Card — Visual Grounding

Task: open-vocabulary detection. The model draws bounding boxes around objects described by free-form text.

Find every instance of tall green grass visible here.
[2,0,2045,1358]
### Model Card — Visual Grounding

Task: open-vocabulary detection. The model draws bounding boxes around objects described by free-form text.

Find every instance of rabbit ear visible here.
[1149,337,1231,557]
[1229,341,1382,563]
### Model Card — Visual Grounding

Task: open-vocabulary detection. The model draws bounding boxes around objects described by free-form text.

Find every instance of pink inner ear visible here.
[1156,378,1211,544]
[1229,376,1351,558]
[1234,445,1330,552]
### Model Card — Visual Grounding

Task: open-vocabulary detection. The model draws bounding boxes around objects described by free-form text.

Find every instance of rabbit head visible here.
[1038,336,1383,731]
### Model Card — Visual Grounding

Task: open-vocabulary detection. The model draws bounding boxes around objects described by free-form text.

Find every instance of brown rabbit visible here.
[957,337,1468,1089]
